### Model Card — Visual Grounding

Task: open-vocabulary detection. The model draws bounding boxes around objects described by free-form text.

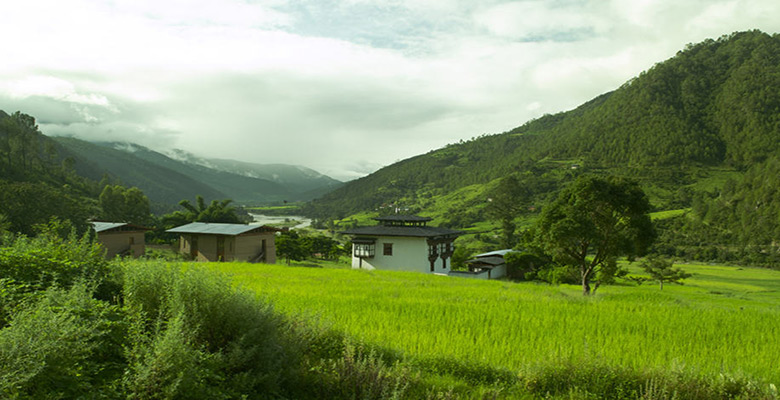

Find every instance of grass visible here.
[649,208,690,220]
[212,260,780,393]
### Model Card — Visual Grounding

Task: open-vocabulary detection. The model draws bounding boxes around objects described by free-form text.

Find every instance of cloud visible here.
[2,0,780,182]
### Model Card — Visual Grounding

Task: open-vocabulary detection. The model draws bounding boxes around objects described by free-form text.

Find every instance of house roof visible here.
[374,215,433,223]
[342,225,462,238]
[474,249,519,258]
[166,222,276,236]
[465,256,506,267]
[92,222,151,233]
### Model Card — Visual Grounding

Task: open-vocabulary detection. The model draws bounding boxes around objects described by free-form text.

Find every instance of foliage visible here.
[276,230,307,265]
[535,175,655,295]
[0,220,109,295]
[161,195,245,228]
[641,256,692,290]
[99,184,153,225]
[0,284,126,399]
[0,180,96,236]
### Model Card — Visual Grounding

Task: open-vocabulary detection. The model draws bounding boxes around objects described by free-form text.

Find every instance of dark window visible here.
[383,243,393,256]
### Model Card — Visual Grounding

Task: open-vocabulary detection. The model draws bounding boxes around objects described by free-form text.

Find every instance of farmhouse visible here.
[92,222,150,259]
[342,215,462,273]
[167,222,278,263]
[450,249,518,280]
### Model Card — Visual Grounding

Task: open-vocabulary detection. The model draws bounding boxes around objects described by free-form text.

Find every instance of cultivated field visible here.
[213,261,780,389]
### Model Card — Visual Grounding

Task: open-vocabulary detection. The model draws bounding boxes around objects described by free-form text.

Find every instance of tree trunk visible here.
[582,275,591,296]
[660,281,663,290]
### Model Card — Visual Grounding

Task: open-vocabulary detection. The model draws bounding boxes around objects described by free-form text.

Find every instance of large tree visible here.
[536,175,655,295]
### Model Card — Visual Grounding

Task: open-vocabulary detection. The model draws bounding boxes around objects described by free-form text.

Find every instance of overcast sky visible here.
[1,0,779,180]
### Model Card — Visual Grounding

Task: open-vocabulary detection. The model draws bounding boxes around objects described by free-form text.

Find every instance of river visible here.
[249,213,312,229]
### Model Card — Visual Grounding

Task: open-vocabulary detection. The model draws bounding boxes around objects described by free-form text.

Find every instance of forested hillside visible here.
[0,111,101,235]
[54,139,341,207]
[303,30,780,266]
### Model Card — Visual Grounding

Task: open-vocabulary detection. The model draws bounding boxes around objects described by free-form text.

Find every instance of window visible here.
[383,243,393,256]
[354,243,375,258]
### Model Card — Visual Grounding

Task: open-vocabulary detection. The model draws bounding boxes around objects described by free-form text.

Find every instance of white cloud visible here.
[1,0,780,181]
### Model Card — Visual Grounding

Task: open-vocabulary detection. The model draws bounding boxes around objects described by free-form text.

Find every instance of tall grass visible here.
[217,262,780,396]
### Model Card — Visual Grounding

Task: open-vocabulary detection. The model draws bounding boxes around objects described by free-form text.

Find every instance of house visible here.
[92,222,150,259]
[342,215,462,273]
[451,249,518,280]
[166,222,278,263]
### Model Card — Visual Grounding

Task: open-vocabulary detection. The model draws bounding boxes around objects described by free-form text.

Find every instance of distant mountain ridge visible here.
[52,138,342,208]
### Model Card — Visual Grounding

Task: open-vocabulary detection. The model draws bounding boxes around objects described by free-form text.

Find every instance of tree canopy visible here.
[535,176,655,295]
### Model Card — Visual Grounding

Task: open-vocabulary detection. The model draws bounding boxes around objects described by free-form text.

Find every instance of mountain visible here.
[162,149,342,195]
[303,31,780,229]
[53,139,341,207]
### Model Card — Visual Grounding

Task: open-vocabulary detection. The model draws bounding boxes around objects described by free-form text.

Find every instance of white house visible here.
[342,215,462,273]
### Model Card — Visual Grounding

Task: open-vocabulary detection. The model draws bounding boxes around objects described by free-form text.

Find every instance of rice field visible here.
[212,261,780,385]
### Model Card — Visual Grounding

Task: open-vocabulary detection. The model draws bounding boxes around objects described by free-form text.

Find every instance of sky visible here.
[1,1,779,181]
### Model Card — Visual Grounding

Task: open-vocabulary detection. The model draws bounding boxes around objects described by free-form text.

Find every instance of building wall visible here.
[448,270,490,280]
[351,236,451,274]
[178,232,276,263]
[97,231,146,258]
[234,232,276,263]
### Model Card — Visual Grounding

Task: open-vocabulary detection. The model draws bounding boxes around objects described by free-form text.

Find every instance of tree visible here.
[485,176,532,249]
[99,185,152,225]
[641,256,692,290]
[536,175,655,295]
[162,196,243,228]
[275,231,305,265]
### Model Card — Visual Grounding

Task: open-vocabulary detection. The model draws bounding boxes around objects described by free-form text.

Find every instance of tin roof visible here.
[465,256,506,266]
[342,225,462,238]
[374,215,433,223]
[166,222,275,236]
[474,249,519,258]
[92,222,150,233]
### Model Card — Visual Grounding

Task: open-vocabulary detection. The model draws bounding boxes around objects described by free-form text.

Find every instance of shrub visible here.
[120,261,302,398]
[0,284,126,399]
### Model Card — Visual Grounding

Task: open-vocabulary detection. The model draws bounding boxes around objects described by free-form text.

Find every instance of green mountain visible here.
[162,149,343,196]
[52,139,342,207]
[303,30,780,264]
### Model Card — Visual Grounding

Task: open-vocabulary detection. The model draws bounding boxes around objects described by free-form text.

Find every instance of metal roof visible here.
[474,249,519,258]
[465,256,506,266]
[166,222,273,236]
[374,215,433,223]
[92,222,150,233]
[342,225,462,238]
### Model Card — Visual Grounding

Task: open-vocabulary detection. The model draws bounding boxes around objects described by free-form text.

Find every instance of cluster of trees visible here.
[493,175,691,295]
[276,230,347,265]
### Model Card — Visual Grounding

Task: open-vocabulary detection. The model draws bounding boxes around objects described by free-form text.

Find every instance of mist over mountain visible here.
[52,138,341,208]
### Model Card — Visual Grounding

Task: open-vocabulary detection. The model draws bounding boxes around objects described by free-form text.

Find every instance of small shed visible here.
[457,249,518,280]
[166,222,278,263]
[92,222,150,259]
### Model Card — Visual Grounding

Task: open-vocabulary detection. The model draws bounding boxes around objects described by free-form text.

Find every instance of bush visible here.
[0,284,126,399]
[120,261,303,398]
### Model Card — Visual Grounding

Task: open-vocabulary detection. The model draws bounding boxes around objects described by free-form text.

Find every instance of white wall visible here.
[352,236,452,274]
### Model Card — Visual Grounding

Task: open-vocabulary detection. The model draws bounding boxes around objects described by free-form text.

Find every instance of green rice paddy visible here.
[212,261,780,386]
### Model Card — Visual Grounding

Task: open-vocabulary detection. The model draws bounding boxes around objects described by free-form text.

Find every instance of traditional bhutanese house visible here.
[166,222,278,263]
[92,222,150,259]
[342,215,462,273]
[451,249,517,280]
